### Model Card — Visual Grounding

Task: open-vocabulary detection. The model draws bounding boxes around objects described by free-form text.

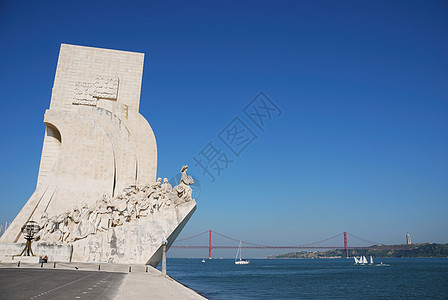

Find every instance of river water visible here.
[163,258,448,299]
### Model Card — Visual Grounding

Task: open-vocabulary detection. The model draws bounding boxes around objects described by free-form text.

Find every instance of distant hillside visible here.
[269,243,448,259]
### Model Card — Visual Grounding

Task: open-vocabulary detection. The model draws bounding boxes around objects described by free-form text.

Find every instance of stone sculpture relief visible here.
[94,76,119,100]
[73,82,97,106]
[73,76,119,106]
[34,166,193,244]
[175,165,194,203]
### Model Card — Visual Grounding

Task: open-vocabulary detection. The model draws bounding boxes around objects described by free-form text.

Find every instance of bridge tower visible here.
[209,230,212,259]
[343,232,349,258]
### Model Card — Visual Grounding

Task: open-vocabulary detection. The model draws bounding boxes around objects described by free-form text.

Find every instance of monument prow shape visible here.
[0,44,196,266]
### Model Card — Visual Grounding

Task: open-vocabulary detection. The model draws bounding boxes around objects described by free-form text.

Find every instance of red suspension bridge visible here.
[171,230,412,259]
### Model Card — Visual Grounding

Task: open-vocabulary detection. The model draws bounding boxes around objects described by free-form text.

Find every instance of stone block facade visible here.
[0,44,196,266]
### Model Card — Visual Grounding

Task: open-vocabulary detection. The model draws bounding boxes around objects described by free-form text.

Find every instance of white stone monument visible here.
[0,44,196,266]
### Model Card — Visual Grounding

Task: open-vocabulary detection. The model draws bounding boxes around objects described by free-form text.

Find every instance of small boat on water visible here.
[353,255,370,265]
[235,240,250,265]
[202,259,206,263]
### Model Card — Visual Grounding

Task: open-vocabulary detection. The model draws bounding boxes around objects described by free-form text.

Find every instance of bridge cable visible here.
[211,230,267,247]
[211,230,344,248]
[174,230,210,243]
[296,232,343,247]
[347,233,379,245]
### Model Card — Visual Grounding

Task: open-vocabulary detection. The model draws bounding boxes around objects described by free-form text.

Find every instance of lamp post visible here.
[161,239,167,276]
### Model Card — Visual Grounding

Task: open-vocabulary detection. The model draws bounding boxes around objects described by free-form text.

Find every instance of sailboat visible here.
[361,256,368,264]
[354,256,369,265]
[235,240,250,265]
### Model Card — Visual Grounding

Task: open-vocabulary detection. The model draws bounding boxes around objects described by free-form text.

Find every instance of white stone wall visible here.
[37,124,62,187]
[71,201,196,266]
[0,242,73,262]
[0,44,195,267]
[50,44,144,112]
[1,44,157,243]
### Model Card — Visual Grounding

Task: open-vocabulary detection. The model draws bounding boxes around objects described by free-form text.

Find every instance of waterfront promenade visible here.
[0,262,206,299]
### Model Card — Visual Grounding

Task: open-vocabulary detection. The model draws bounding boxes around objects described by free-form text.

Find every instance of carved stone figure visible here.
[111,194,126,227]
[31,166,195,244]
[161,178,172,194]
[126,196,138,221]
[70,207,81,241]
[95,195,112,232]
[147,178,162,199]
[73,203,96,241]
[47,217,62,243]
[136,188,149,218]
[35,212,49,241]
[174,165,194,203]
[58,210,72,242]
[159,178,173,209]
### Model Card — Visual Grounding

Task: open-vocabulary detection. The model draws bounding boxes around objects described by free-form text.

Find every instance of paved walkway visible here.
[0,268,124,299]
[0,262,207,299]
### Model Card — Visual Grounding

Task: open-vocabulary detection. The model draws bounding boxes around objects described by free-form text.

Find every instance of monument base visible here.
[0,242,73,262]
[1,201,195,266]
[10,256,41,263]
[71,201,196,266]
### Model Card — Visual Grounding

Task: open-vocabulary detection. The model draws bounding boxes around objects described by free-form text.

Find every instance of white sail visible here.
[235,241,241,262]
[370,256,373,264]
[235,240,250,264]
[362,256,368,264]
[354,257,359,264]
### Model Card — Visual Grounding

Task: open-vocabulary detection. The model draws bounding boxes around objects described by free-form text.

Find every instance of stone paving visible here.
[0,262,207,299]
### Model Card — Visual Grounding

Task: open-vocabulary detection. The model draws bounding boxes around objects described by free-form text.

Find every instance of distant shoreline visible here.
[267,256,448,259]
[268,243,448,259]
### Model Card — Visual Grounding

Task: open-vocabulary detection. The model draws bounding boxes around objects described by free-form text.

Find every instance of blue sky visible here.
[0,0,447,257]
